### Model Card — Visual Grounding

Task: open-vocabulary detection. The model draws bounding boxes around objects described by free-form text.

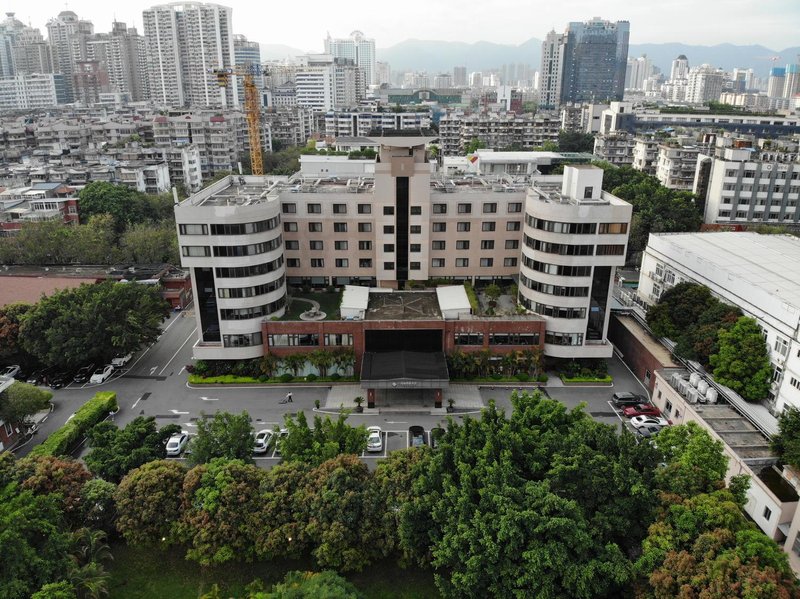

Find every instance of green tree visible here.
[279,411,367,466]
[85,416,181,482]
[0,483,73,599]
[119,222,179,264]
[771,406,800,470]
[484,283,502,301]
[653,422,729,498]
[19,280,170,370]
[189,411,254,466]
[114,460,186,546]
[262,570,362,598]
[464,137,486,154]
[31,581,77,599]
[646,282,715,340]
[710,316,772,402]
[0,302,35,365]
[80,479,117,532]
[0,381,52,427]
[557,130,595,153]
[77,182,152,232]
[15,455,92,524]
[178,458,265,565]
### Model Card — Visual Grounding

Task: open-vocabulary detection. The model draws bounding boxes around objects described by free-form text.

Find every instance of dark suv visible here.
[612,391,649,407]
[73,363,96,384]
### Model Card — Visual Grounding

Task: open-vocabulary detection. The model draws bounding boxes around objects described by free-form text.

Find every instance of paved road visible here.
[16,313,651,465]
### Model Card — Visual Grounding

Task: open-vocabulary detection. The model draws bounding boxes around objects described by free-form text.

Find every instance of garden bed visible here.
[188,374,359,385]
[560,375,613,385]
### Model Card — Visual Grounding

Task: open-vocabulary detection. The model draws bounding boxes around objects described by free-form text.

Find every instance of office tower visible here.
[46,10,94,102]
[670,54,689,81]
[0,13,26,76]
[560,18,629,104]
[143,2,237,108]
[453,66,467,87]
[324,30,376,86]
[784,64,800,99]
[768,67,786,98]
[538,31,565,108]
[686,64,723,103]
[732,67,754,92]
[11,23,51,76]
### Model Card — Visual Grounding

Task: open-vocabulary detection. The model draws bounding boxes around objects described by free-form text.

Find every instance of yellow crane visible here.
[212,65,264,175]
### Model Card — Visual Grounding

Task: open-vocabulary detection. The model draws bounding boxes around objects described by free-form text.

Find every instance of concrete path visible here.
[290,296,320,311]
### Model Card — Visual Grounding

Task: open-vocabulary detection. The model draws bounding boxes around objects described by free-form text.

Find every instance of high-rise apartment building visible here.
[670,54,689,81]
[46,10,94,102]
[324,30,376,86]
[784,64,800,100]
[0,73,68,109]
[143,2,237,108]
[686,64,723,104]
[0,13,27,77]
[453,66,467,87]
[233,33,261,102]
[560,18,629,104]
[768,67,786,98]
[538,31,565,109]
[625,55,652,90]
[10,23,51,76]
[295,54,364,112]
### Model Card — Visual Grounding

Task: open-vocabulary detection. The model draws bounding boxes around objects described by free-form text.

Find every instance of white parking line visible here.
[159,328,196,376]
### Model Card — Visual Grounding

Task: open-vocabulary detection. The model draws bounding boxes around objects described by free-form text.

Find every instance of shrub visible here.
[305,373,319,382]
[279,373,294,383]
[515,373,530,382]
[258,375,269,382]
[537,374,549,383]
[463,283,480,313]
[30,392,118,457]
[491,373,503,381]
[193,360,209,376]
[329,373,341,381]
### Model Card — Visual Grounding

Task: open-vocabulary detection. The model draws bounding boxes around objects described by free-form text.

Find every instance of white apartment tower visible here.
[143,2,238,108]
[670,54,689,81]
[538,31,565,109]
[687,64,724,104]
[46,10,94,102]
[324,30,376,86]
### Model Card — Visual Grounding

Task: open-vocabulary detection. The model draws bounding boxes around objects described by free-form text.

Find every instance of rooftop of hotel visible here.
[366,291,442,320]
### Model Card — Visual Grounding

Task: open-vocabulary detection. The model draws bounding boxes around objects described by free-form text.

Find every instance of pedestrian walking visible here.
[285,392,293,403]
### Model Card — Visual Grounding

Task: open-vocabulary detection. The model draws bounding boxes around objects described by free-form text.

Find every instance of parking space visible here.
[361,431,388,458]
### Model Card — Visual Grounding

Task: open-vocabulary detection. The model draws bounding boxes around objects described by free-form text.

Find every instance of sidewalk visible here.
[323,384,486,413]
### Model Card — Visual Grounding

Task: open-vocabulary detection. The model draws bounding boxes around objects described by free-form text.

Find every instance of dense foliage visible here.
[596,164,703,258]
[772,407,800,470]
[29,392,118,457]
[0,381,52,427]
[710,316,773,402]
[20,281,169,370]
[189,411,255,465]
[279,411,367,466]
[0,302,35,366]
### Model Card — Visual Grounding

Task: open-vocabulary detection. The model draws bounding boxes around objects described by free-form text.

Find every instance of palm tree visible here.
[474,350,492,378]
[260,352,280,377]
[501,351,518,376]
[307,349,335,377]
[282,353,308,377]
[71,528,113,568]
[332,347,355,376]
[70,561,111,599]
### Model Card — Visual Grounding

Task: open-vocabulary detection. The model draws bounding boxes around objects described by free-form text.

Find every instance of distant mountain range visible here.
[261,39,800,79]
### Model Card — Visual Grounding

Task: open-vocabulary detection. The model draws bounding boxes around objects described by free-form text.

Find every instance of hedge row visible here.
[29,391,118,457]
[560,375,614,384]
[188,374,359,385]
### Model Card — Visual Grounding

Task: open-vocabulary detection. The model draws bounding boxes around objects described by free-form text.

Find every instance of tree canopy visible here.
[772,407,800,471]
[0,302,35,366]
[710,316,773,402]
[77,182,173,232]
[0,382,52,426]
[189,411,255,466]
[278,411,367,466]
[19,280,169,369]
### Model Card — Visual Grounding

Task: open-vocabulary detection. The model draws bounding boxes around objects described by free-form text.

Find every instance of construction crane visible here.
[212,65,264,175]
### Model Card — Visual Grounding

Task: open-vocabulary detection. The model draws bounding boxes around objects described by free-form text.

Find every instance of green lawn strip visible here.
[559,375,613,383]
[188,374,359,384]
[108,544,439,598]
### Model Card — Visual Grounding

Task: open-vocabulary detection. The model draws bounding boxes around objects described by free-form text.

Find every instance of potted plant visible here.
[447,398,455,413]
[354,396,364,413]
[314,399,320,410]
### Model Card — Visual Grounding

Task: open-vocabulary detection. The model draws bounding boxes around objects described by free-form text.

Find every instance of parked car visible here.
[111,353,133,368]
[634,424,663,439]
[166,432,190,456]
[73,363,96,384]
[89,364,114,384]
[48,370,73,390]
[26,369,49,386]
[630,415,671,428]
[366,426,383,453]
[430,427,445,450]
[253,429,272,454]
[273,428,288,455]
[408,426,425,448]
[1,365,21,379]
[623,404,662,418]
[612,391,649,407]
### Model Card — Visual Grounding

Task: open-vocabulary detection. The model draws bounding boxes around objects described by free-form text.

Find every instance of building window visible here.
[432,240,446,250]
[308,222,322,232]
[223,332,263,348]
[432,204,447,214]
[789,377,800,391]
[309,240,323,250]
[358,222,372,232]
[483,202,497,213]
[181,245,210,257]
[410,244,421,252]
[359,240,372,250]
[480,258,494,267]
[583,186,593,199]
[432,222,447,232]
[488,333,540,345]
[335,241,348,250]
[595,244,625,256]
[384,244,395,252]
[599,222,628,234]
[505,239,519,250]
[325,333,353,346]
[456,258,469,267]
[359,258,372,268]
[507,221,521,231]
[384,262,395,270]
[455,333,483,345]
[457,222,471,232]
[482,222,496,232]
[333,203,347,214]
[481,240,494,250]
[269,333,319,347]
[410,206,422,215]
[504,257,517,267]
[335,258,349,267]
[383,206,395,215]
[334,222,348,232]
[285,240,299,250]
[358,204,371,214]
[456,240,470,250]
[775,336,789,357]
[281,203,296,214]
[410,225,422,234]
[311,259,324,268]
[284,222,298,232]
[179,224,207,235]
[431,258,445,267]
[286,258,300,267]
[384,225,395,234]
[764,507,772,521]
[410,262,421,270]
[508,202,522,213]
[458,203,472,214]
[308,203,321,214]
[544,331,584,346]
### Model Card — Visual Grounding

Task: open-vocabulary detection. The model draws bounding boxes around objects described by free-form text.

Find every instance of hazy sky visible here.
[7,0,799,51]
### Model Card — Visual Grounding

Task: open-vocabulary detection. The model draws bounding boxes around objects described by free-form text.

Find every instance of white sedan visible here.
[166,432,190,456]
[253,429,272,454]
[366,426,383,453]
[630,415,671,429]
[111,353,133,368]
[89,364,114,384]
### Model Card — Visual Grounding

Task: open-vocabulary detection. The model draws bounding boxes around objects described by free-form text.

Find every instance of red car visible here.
[622,403,661,418]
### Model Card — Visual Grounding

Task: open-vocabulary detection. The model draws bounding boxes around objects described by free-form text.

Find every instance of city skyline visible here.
[6,0,799,53]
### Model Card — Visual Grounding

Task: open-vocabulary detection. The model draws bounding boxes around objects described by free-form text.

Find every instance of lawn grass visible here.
[281,291,342,320]
[108,543,440,598]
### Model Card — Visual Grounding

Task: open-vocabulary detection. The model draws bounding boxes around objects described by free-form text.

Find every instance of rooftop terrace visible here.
[366,291,442,320]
